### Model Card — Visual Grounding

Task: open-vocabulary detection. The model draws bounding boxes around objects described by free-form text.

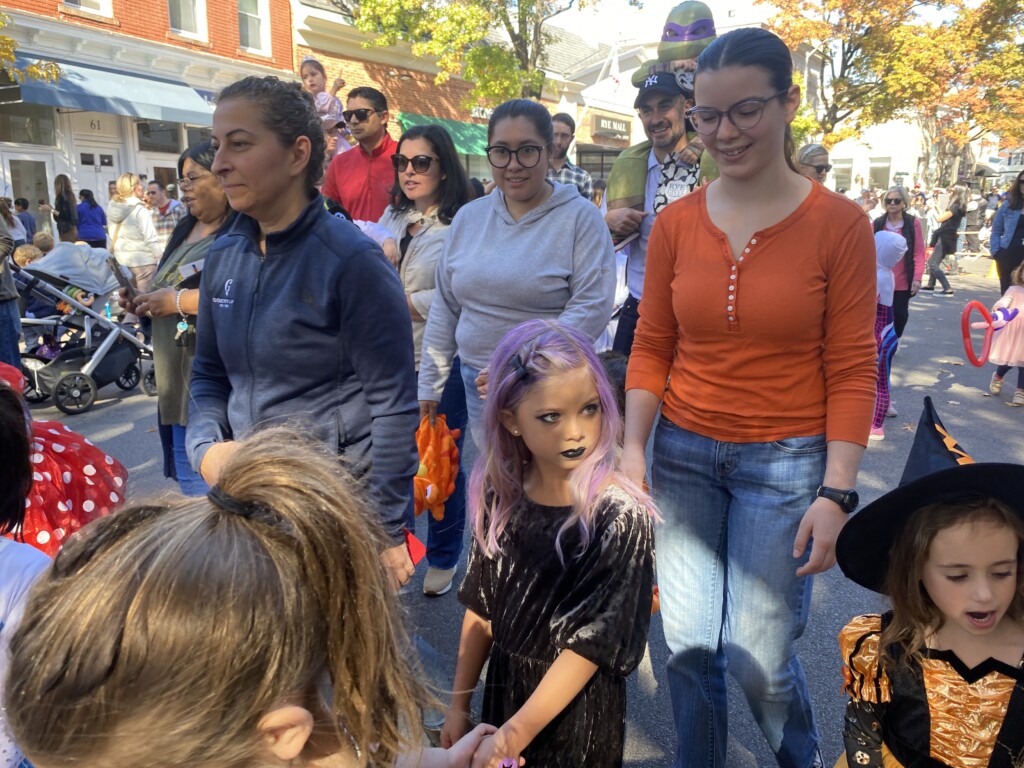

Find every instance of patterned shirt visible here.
[547,160,593,201]
[152,199,185,251]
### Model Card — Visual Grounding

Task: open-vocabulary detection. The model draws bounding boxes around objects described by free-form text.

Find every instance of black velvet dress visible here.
[458,486,655,768]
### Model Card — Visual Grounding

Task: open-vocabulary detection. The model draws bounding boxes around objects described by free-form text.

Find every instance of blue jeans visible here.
[173,424,210,496]
[427,357,467,570]
[0,299,22,368]
[652,418,824,768]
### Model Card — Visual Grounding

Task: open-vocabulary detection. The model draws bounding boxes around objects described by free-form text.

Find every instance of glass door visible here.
[1,150,56,238]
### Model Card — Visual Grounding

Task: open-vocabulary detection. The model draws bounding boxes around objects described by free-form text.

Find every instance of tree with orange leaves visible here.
[759,0,1023,170]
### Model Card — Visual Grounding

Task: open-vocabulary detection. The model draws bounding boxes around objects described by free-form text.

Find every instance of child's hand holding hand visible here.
[444,724,498,768]
[439,707,472,748]
[469,726,525,768]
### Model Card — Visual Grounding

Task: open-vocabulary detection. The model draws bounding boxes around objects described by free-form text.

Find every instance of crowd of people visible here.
[1,15,1023,768]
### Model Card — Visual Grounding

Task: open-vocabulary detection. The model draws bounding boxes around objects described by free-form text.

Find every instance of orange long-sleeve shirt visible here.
[626,183,877,446]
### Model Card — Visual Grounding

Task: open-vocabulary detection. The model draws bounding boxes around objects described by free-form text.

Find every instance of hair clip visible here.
[207,485,271,521]
[510,353,530,383]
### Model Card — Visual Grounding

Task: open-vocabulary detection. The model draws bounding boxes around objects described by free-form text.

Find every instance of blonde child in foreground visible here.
[441,320,656,768]
[5,428,494,768]
[834,397,1024,767]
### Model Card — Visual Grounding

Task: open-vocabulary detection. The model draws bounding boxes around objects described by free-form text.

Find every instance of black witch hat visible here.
[836,396,1024,593]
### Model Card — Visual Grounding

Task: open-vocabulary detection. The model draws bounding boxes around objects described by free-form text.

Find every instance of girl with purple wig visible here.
[440,319,656,768]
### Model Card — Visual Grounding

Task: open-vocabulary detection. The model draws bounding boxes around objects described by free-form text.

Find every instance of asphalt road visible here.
[30,254,1024,767]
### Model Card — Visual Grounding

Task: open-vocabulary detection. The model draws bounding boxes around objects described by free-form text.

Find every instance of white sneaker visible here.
[423,566,457,596]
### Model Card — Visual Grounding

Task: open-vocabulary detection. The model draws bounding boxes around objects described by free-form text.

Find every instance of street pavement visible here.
[30,253,1024,767]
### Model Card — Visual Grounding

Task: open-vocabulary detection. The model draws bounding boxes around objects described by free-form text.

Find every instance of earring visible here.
[512,429,520,436]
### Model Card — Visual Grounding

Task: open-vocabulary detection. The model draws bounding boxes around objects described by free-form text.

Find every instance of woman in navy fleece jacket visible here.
[187,75,420,589]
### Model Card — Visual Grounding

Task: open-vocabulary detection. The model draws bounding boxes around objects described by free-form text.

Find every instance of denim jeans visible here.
[172,424,209,496]
[427,357,468,570]
[651,418,824,768]
[0,299,22,368]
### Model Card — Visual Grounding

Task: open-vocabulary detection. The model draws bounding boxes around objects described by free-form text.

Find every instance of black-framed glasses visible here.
[685,89,790,136]
[809,164,833,174]
[342,108,380,123]
[392,154,440,173]
[884,197,903,205]
[485,145,545,169]
[176,173,214,189]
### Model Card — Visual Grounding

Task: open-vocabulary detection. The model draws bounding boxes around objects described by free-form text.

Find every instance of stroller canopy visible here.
[24,243,121,296]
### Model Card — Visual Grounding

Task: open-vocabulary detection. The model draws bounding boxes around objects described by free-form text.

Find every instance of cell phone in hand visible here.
[107,255,139,300]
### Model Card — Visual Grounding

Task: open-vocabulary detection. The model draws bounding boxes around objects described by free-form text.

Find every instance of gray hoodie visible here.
[106,196,162,267]
[418,181,616,400]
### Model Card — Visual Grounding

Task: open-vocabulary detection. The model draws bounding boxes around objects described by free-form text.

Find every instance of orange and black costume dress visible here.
[840,613,1024,768]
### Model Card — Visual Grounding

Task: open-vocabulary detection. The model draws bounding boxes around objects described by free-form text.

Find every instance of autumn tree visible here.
[759,0,943,145]
[0,11,60,91]
[326,0,592,105]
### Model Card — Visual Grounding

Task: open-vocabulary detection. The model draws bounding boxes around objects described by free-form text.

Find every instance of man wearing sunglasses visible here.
[321,86,399,222]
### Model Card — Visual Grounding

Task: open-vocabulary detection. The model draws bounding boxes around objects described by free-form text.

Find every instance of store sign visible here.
[69,111,120,139]
[592,114,630,142]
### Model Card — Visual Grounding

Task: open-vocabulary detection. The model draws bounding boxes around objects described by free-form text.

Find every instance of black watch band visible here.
[815,485,859,514]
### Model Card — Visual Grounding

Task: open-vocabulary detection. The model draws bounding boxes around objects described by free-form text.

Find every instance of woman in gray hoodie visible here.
[107,172,162,316]
[418,99,616,472]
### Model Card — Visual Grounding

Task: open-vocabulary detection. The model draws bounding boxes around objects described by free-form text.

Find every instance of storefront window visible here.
[0,102,57,146]
[577,147,623,181]
[186,126,212,147]
[137,121,183,154]
[463,154,491,183]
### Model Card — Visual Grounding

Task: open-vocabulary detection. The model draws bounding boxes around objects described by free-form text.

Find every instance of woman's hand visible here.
[382,238,401,267]
[474,368,489,399]
[199,441,240,485]
[619,442,647,489]
[420,400,439,426]
[679,138,705,165]
[118,287,138,316]
[444,724,499,768]
[440,707,474,750]
[793,496,848,576]
[910,279,921,297]
[133,288,177,319]
[470,727,525,768]
[380,543,415,590]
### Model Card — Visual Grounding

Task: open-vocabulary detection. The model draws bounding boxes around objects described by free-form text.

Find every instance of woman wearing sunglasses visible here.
[872,186,925,341]
[623,28,876,768]
[795,143,831,184]
[418,99,615,480]
[374,124,471,596]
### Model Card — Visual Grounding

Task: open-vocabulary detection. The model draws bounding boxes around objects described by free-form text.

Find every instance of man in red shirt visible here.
[321,86,398,222]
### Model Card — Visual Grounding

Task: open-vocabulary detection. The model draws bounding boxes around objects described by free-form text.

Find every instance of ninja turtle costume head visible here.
[631,1,717,90]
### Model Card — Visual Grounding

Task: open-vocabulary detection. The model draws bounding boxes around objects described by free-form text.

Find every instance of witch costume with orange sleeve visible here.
[834,398,1024,768]
[0,362,127,557]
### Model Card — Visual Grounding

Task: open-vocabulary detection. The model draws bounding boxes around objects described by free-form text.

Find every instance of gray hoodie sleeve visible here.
[417,239,460,402]
[559,201,617,341]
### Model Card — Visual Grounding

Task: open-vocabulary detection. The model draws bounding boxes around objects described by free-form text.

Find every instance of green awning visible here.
[396,113,488,156]
[13,53,213,125]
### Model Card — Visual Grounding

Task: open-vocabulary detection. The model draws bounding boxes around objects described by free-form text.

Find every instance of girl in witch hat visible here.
[834,397,1024,768]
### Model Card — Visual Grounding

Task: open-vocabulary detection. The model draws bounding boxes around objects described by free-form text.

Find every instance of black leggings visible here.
[891,290,912,338]
[996,365,1024,390]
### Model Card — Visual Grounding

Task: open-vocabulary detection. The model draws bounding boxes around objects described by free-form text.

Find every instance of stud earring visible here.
[512,429,520,435]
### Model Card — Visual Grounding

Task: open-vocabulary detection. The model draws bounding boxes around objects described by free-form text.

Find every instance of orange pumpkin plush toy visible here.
[413,414,461,521]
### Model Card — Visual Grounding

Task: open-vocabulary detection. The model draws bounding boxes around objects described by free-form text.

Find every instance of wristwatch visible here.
[815,485,859,514]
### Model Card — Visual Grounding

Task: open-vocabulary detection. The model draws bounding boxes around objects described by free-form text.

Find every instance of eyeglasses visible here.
[485,145,545,169]
[685,89,790,136]
[342,108,380,123]
[808,164,833,175]
[392,154,440,174]
[884,198,903,205]
[176,173,213,189]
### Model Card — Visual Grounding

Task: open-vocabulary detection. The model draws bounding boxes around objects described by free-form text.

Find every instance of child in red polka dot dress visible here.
[0,363,128,556]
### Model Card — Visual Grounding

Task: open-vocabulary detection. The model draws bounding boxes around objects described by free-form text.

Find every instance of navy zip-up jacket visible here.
[187,195,418,542]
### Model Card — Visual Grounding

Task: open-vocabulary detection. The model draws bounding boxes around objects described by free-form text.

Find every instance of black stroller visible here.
[14,243,154,414]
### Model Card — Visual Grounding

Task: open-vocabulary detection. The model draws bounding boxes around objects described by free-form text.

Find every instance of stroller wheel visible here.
[116,362,141,391]
[20,355,50,404]
[53,372,98,415]
[142,367,158,397]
